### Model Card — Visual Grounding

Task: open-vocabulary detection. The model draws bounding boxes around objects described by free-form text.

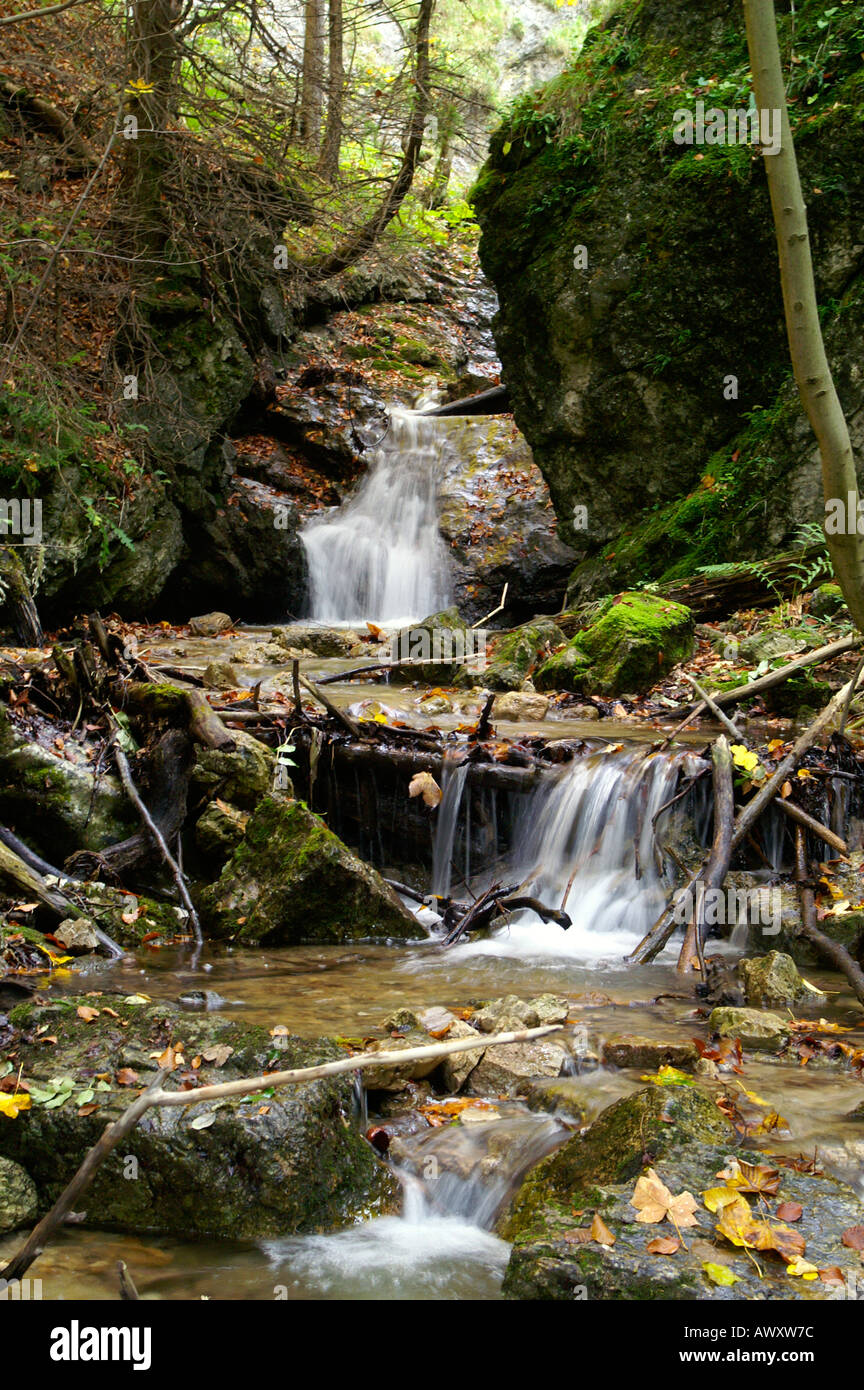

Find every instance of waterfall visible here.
[431,756,470,899]
[451,747,701,961]
[300,407,453,626]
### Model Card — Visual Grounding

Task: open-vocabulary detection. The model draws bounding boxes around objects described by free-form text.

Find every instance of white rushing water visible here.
[301,407,453,626]
[259,1113,563,1300]
[445,747,701,962]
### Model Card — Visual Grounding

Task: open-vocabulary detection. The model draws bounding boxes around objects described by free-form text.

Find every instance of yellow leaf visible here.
[702,1186,743,1214]
[0,1092,31,1119]
[787,1257,819,1279]
[631,1169,700,1228]
[703,1261,740,1287]
[730,745,761,774]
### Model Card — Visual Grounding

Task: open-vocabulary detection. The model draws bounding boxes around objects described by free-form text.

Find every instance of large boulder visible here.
[709,1006,790,1052]
[191,728,277,809]
[535,592,693,695]
[200,795,425,945]
[498,1086,864,1300]
[738,952,807,1009]
[473,0,864,599]
[472,618,566,692]
[0,997,396,1239]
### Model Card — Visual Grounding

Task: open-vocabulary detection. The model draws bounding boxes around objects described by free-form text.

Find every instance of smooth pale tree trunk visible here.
[318,0,344,180]
[742,0,864,629]
[300,0,324,151]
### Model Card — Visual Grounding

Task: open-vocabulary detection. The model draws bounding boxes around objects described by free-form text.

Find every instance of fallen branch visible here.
[794,826,864,1008]
[298,672,364,739]
[112,739,201,943]
[776,798,847,855]
[676,736,734,974]
[0,837,123,958]
[1,1024,561,1280]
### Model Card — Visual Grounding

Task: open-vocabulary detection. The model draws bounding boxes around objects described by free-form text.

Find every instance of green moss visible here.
[536,591,693,694]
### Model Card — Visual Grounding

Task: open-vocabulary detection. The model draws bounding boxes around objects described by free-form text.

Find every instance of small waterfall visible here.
[300,408,453,626]
[454,747,699,961]
[431,756,470,899]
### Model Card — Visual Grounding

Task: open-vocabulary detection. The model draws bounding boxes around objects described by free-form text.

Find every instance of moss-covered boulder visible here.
[0,1155,37,1234]
[738,952,806,1009]
[472,618,566,692]
[391,606,470,684]
[191,729,277,810]
[0,997,396,1239]
[0,707,136,858]
[473,0,864,599]
[498,1085,863,1300]
[200,795,424,945]
[500,1086,733,1244]
[535,592,693,694]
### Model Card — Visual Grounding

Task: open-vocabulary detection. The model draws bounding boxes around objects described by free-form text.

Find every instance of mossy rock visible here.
[0,998,396,1239]
[500,1085,733,1244]
[810,583,847,620]
[199,795,424,945]
[391,606,469,684]
[474,618,566,692]
[191,729,277,810]
[0,1155,38,1234]
[535,592,693,694]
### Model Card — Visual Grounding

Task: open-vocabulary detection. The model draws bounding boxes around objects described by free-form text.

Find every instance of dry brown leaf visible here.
[646,1236,681,1256]
[631,1169,700,1228]
[408,771,442,807]
[591,1213,616,1246]
[76,1005,100,1023]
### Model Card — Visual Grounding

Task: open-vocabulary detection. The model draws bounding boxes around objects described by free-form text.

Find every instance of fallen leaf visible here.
[116,1068,140,1086]
[591,1213,616,1246]
[646,1236,681,1255]
[76,1006,100,1023]
[841,1225,864,1251]
[408,771,443,807]
[703,1261,740,1287]
[776,1202,803,1222]
[631,1169,700,1228]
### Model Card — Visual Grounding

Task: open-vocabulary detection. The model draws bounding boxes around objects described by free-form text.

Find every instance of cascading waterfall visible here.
[300,407,453,626]
[443,746,702,961]
[431,755,470,899]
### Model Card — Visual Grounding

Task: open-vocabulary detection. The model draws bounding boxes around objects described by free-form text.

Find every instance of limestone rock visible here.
[739,951,806,1008]
[709,1006,789,1052]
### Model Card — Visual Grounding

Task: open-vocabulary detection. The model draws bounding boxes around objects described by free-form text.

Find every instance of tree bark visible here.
[312,0,435,280]
[122,0,182,261]
[299,0,325,152]
[317,0,344,180]
[743,0,864,629]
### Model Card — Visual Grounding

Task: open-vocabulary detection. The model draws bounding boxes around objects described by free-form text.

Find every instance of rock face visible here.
[535,592,693,694]
[200,795,425,945]
[0,997,396,1240]
[435,417,576,623]
[0,1155,38,1235]
[473,0,864,598]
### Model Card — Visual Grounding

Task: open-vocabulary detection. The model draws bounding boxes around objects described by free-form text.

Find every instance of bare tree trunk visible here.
[318,0,344,180]
[312,0,435,280]
[299,0,324,152]
[122,0,182,262]
[743,0,864,630]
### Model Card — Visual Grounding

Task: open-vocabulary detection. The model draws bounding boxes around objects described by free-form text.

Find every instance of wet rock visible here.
[531,995,570,1026]
[708,1006,790,1052]
[474,619,566,693]
[738,630,809,663]
[203,660,243,691]
[601,1035,699,1071]
[500,1086,733,1244]
[55,918,101,954]
[69,881,190,947]
[189,612,234,637]
[416,1006,458,1034]
[200,795,425,946]
[739,951,806,1008]
[848,1101,864,1122]
[535,593,694,696]
[569,703,600,721]
[0,706,136,858]
[0,1155,38,1234]
[271,624,358,658]
[361,1032,442,1090]
[465,1039,568,1095]
[502,1139,864,1301]
[473,996,540,1032]
[191,729,276,809]
[494,691,550,721]
[194,799,249,860]
[391,607,469,684]
[177,990,227,1012]
[382,1007,421,1034]
[436,419,576,623]
[371,1081,435,1119]
[438,1019,486,1093]
[0,997,396,1239]
[515,1078,588,1124]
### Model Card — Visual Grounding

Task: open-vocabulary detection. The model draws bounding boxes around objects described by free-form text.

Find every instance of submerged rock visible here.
[739,952,807,1009]
[200,795,425,945]
[0,1155,37,1234]
[601,1035,699,1071]
[0,997,396,1240]
[535,593,693,695]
